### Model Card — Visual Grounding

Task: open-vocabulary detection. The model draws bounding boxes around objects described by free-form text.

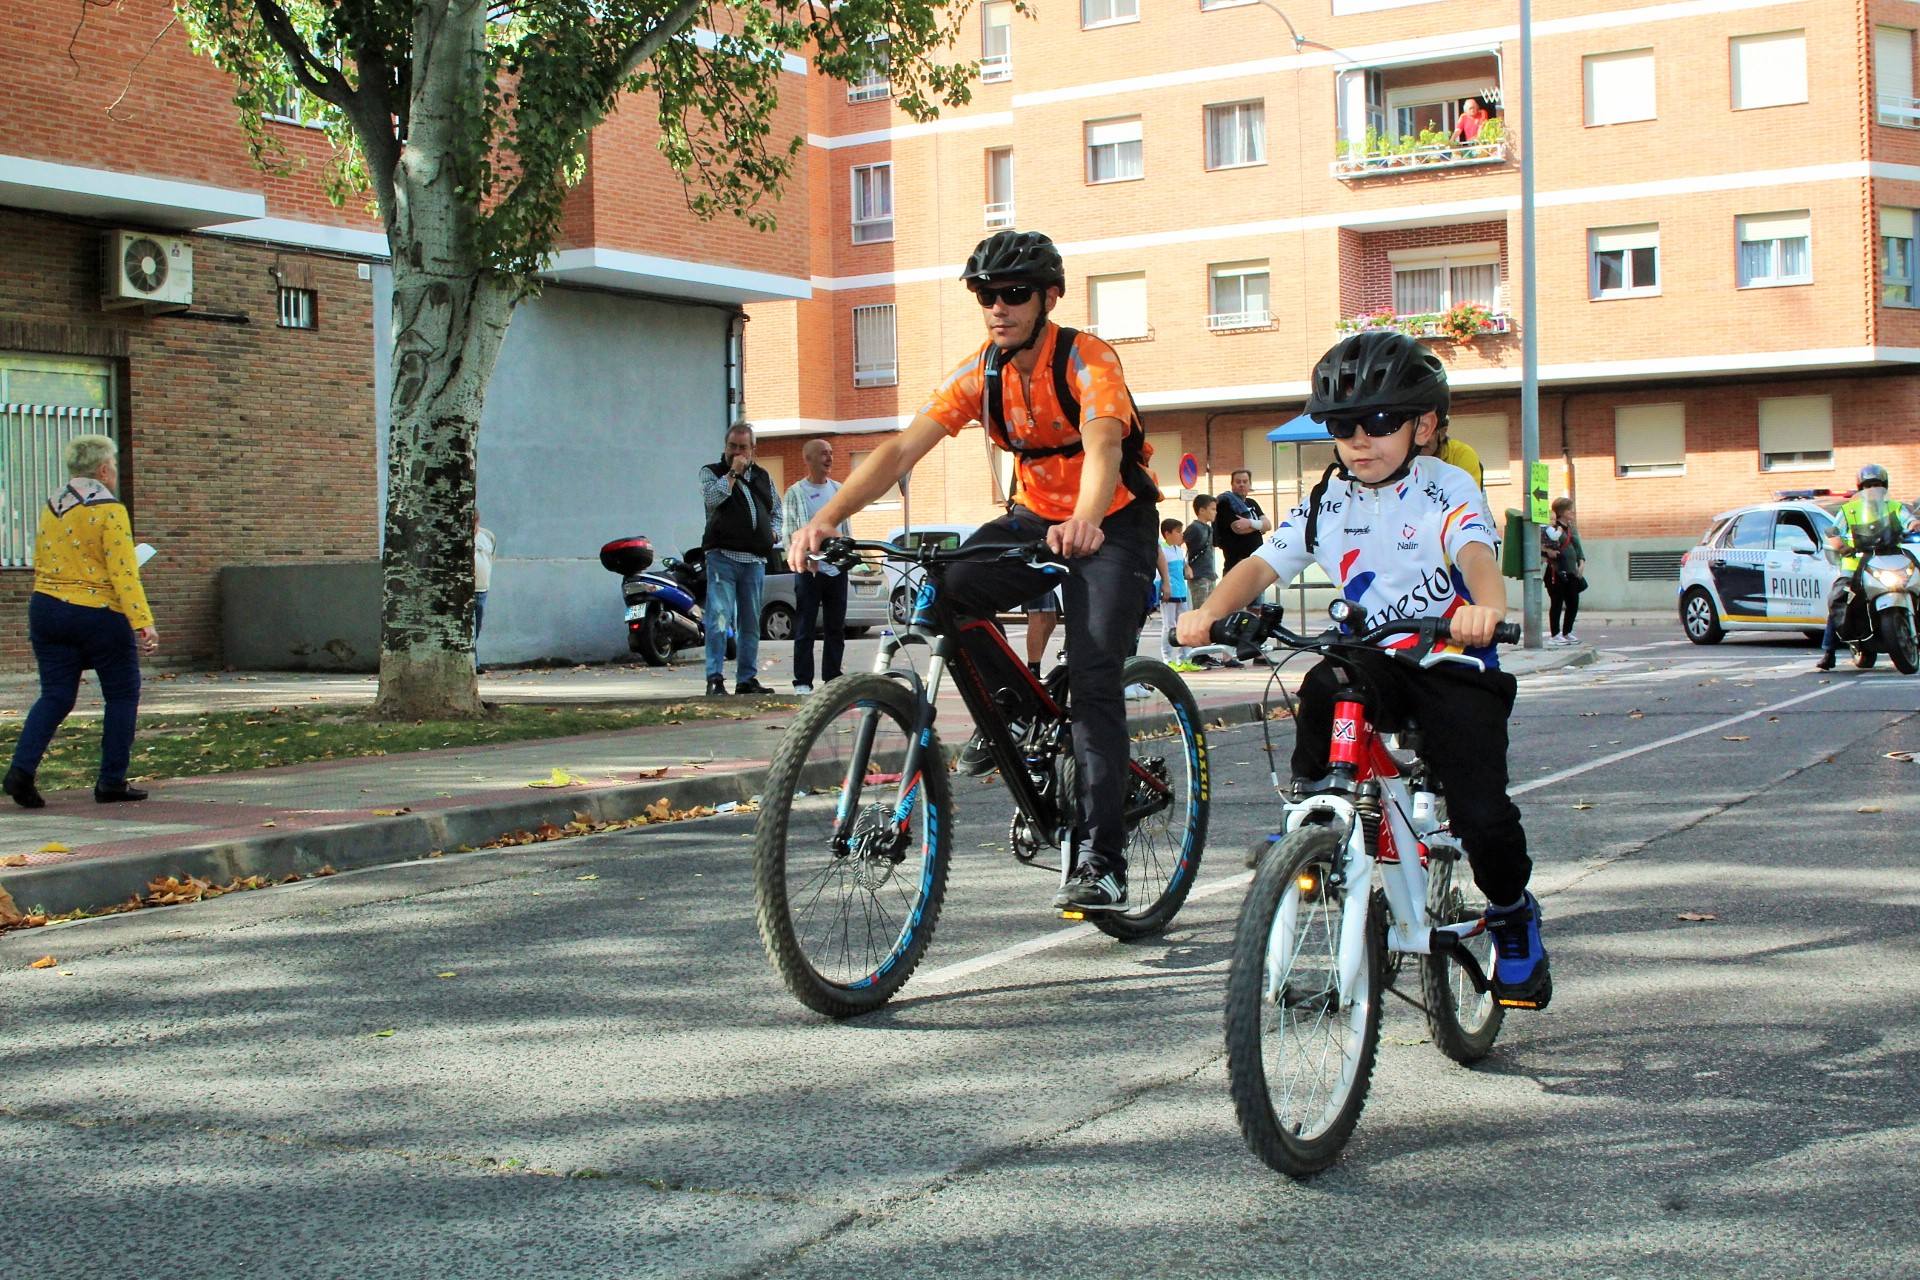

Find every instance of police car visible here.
[1677,493,1842,644]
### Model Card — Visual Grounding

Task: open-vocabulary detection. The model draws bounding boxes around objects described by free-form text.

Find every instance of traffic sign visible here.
[1178,452,1200,489]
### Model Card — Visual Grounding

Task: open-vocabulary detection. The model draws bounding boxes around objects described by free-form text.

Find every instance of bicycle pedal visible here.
[1059,908,1086,921]
[1495,994,1548,1010]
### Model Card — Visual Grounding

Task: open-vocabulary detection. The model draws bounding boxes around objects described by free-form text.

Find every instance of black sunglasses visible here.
[973,284,1037,307]
[1323,411,1416,440]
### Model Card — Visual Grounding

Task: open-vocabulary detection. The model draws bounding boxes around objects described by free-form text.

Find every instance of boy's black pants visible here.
[1291,656,1531,906]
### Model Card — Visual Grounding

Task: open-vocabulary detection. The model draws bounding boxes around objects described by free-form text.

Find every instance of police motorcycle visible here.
[1830,497,1920,674]
[598,536,733,667]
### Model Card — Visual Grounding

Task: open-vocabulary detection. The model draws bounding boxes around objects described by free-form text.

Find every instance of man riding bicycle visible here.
[1177,331,1551,1009]
[786,230,1161,913]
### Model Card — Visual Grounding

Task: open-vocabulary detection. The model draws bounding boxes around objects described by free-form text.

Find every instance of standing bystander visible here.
[4,435,159,808]
[700,422,779,697]
[779,438,850,694]
[1213,468,1269,574]
[1540,497,1586,646]
[1158,518,1193,667]
[472,512,496,674]
[1184,494,1218,610]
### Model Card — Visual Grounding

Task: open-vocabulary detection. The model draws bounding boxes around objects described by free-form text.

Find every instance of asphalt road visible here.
[2,625,1915,1279]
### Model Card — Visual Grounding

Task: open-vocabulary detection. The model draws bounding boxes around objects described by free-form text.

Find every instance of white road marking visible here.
[915,870,1253,987]
[918,681,1852,989]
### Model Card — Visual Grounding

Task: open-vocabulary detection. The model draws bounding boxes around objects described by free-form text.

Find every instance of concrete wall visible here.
[222,562,380,671]
[373,270,737,665]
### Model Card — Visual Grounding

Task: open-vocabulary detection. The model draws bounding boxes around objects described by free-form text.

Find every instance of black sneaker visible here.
[705,676,728,697]
[735,678,769,696]
[94,783,150,804]
[1052,864,1128,913]
[957,729,998,776]
[3,765,45,810]
[1814,651,1836,671]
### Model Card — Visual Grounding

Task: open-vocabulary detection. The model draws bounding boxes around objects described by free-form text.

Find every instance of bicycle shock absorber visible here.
[1353,780,1383,861]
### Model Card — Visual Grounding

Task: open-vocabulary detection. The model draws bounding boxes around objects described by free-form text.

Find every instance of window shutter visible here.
[1614,404,1686,471]
[1584,50,1656,125]
[1757,395,1832,455]
[1732,31,1808,109]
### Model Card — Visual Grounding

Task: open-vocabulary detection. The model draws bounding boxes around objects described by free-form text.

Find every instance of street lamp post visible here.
[1518,0,1544,645]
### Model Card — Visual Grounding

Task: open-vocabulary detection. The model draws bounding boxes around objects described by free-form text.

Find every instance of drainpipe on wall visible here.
[1558,390,1576,508]
[725,309,748,429]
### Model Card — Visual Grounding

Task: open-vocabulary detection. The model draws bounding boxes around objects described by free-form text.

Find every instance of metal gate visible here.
[0,355,118,569]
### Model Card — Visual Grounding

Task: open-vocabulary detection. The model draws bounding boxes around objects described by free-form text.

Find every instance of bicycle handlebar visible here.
[1208,605,1520,663]
[810,535,1069,575]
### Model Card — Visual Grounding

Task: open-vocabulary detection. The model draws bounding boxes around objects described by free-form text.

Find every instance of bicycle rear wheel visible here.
[1225,826,1381,1177]
[753,673,952,1017]
[1092,656,1210,941]
[1421,842,1504,1063]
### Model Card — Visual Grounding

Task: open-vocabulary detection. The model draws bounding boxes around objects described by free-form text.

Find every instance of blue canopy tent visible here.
[1263,414,1338,620]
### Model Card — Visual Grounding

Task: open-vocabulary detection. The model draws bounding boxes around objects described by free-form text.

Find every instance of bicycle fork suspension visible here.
[832,651,950,851]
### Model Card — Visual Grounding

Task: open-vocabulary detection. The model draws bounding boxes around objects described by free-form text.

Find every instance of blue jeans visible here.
[792,568,847,687]
[705,553,764,681]
[10,593,142,787]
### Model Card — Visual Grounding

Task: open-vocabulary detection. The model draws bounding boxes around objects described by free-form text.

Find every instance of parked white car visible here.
[760,548,890,640]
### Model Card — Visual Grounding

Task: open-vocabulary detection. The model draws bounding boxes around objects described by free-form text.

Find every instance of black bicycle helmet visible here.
[1858,463,1890,489]
[961,230,1066,294]
[1306,331,1450,425]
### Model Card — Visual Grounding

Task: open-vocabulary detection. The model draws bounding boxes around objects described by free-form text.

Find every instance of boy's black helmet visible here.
[962,230,1066,293]
[1306,331,1450,424]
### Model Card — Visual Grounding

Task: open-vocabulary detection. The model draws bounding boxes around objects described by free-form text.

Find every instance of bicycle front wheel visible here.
[1421,842,1504,1063]
[752,673,952,1018]
[1224,825,1381,1177]
[1094,656,1210,941]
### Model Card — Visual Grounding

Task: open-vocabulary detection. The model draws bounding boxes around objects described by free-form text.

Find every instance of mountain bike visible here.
[752,536,1210,1018]
[1214,602,1521,1177]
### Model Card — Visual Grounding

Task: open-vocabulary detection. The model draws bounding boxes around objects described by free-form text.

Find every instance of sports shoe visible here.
[3,765,45,810]
[957,728,998,776]
[1814,651,1836,671]
[705,676,728,697]
[735,678,769,696]
[792,683,814,695]
[1124,683,1153,700]
[1482,891,1552,1010]
[1052,864,1128,912]
[1563,632,1580,645]
[94,783,150,803]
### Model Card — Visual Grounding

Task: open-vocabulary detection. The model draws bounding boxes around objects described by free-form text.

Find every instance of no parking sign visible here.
[1177,452,1200,493]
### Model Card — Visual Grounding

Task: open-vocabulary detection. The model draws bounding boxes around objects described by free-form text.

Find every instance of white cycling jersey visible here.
[1253,456,1502,667]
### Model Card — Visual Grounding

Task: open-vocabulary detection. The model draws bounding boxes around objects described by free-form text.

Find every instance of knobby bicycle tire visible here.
[1421,843,1504,1064]
[1092,656,1210,942]
[1225,825,1382,1177]
[752,673,952,1018]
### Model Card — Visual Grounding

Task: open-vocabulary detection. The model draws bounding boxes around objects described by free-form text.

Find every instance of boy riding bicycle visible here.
[1177,331,1550,1009]
[787,230,1162,913]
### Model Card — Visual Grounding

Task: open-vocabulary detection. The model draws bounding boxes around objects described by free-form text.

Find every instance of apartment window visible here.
[852,305,898,388]
[1449,413,1511,485]
[1208,261,1270,329]
[277,286,317,329]
[1883,208,1916,305]
[1082,0,1138,28]
[1086,117,1143,183]
[847,36,891,102]
[985,148,1015,229]
[1590,224,1659,298]
[0,354,116,568]
[1878,27,1917,125]
[850,163,893,244]
[1391,94,1456,141]
[1583,49,1655,125]
[1758,395,1833,472]
[1088,273,1150,340]
[1737,211,1811,287]
[1204,100,1266,169]
[265,86,324,127]
[982,2,1013,80]
[1389,244,1499,314]
[1731,31,1807,110]
[1614,403,1686,477]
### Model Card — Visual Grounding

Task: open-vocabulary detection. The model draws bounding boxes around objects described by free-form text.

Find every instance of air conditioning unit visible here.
[101,231,193,311]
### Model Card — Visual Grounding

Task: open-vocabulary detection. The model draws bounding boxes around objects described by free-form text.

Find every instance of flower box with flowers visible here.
[1335,305,1512,342]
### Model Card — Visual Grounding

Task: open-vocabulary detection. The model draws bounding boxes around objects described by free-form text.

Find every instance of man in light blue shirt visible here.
[779,438,851,693]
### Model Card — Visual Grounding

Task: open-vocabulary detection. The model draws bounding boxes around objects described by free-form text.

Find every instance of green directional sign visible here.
[1529,462,1552,524]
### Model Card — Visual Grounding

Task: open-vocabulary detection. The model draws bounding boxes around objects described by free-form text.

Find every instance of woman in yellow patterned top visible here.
[4,435,160,808]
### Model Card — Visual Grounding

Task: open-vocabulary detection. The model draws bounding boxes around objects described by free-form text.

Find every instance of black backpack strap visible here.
[987,326,1160,509]
[1302,462,1343,555]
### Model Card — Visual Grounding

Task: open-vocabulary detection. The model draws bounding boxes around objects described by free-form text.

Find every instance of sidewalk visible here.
[0,636,1603,920]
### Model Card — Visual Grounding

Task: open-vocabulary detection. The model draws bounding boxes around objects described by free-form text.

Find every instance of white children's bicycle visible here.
[1213,602,1525,1178]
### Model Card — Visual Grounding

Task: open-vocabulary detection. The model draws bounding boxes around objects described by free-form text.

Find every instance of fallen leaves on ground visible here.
[528,768,579,789]
[1626,709,1646,720]
[0,865,334,935]
[370,807,412,817]
[28,955,57,969]
[1676,912,1717,922]
[36,842,70,854]
[1571,802,1595,811]
[0,855,28,867]
[1888,751,1917,763]
[1722,735,1750,742]
[1858,805,1883,814]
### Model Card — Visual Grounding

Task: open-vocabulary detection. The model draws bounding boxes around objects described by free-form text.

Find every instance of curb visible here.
[1,695,1285,919]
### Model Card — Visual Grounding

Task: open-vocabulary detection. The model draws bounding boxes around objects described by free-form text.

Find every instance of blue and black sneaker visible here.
[1483,891,1552,1010]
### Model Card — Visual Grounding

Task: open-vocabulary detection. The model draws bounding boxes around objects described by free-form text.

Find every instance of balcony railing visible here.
[1335,309,1512,341]
[981,52,1012,82]
[1207,309,1272,331]
[854,363,898,388]
[1331,134,1509,180]
[984,201,1016,230]
[1878,92,1920,127]
[1082,324,1154,343]
[847,76,890,103]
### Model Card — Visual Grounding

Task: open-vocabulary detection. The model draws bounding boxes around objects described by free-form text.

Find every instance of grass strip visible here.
[2,699,794,791]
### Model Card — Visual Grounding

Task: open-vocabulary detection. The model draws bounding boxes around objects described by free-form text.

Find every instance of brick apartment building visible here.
[0,0,813,669]
[745,0,1920,610]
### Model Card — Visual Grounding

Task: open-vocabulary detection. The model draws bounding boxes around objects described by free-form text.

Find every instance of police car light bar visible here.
[1775,489,1837,500]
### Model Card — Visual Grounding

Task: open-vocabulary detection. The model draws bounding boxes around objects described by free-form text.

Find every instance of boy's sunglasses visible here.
[973,284,1036,307]
[1323,411,1416,440]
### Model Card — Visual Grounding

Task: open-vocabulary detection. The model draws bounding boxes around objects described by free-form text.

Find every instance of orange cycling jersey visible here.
[919,323,1157,522]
